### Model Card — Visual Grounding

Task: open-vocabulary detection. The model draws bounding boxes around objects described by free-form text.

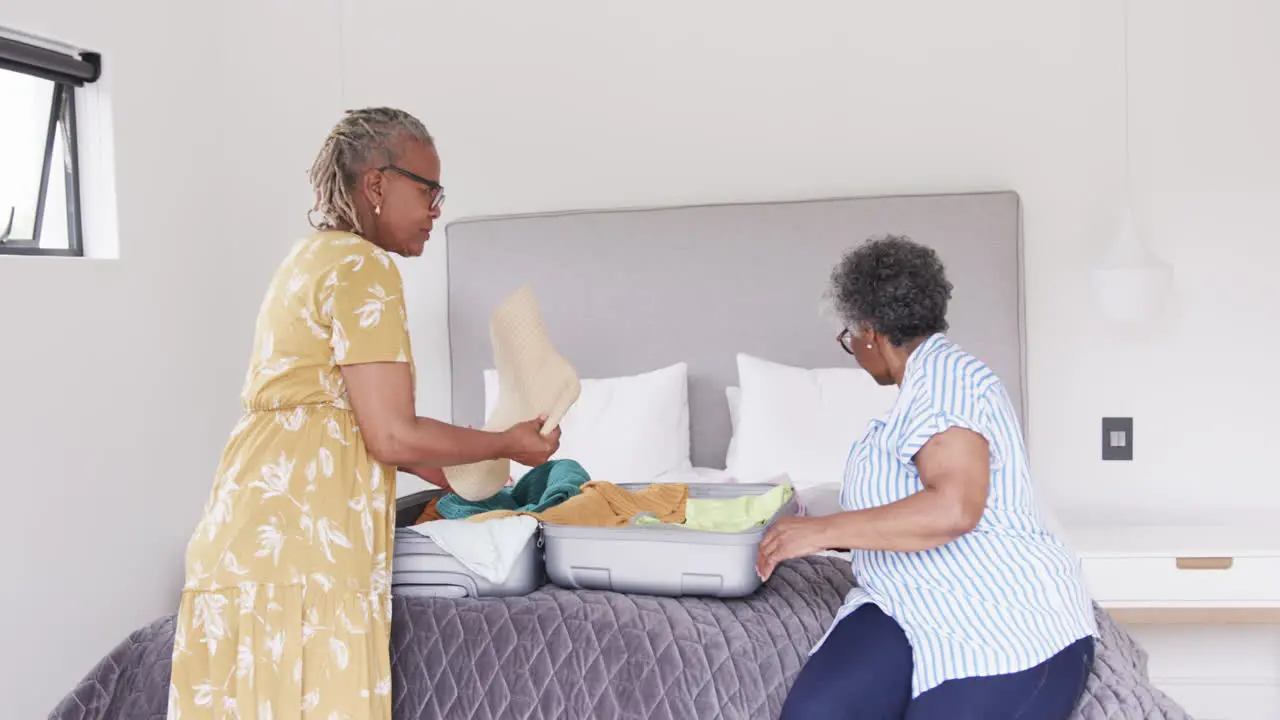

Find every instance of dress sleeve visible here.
[319,249,411,366]
[895,380,1005,470]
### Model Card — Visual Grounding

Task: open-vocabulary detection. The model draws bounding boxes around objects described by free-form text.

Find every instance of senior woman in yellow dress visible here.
[166,108,560,719]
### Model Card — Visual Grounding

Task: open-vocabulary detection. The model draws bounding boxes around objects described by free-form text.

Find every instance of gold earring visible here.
[374,205,381,216]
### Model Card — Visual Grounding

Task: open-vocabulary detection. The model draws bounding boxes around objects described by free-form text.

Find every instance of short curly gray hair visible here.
[828,234,953,346]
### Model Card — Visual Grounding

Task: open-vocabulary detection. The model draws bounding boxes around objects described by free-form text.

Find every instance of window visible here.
[0,33,100,257]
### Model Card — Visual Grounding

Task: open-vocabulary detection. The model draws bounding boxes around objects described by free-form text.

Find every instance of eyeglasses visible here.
[379,165,445,211]
[837,328,858,355]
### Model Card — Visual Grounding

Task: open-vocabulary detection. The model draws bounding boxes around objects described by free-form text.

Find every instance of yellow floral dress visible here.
[168,232,413,720]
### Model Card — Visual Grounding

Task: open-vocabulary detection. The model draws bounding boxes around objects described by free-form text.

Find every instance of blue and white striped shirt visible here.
[813,333,1096,697]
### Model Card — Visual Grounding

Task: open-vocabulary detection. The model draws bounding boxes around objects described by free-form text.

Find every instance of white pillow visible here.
[728,388,844,518]
[725,385,742,469]
[726,353,899,491]
[484,362,692,484]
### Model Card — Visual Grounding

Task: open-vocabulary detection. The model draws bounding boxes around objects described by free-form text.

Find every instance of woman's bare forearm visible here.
[819,487,978,553]
[371,416,511,467]
[341,362,512,467]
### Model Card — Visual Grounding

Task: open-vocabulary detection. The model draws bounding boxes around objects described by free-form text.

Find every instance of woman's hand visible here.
[501,416,562,467]
[756,516,834,582]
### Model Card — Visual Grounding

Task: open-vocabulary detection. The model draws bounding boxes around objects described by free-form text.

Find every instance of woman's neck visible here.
[888,336,930,386]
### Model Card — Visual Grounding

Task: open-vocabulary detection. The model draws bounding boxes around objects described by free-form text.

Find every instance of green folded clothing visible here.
[436,458,590,520]
[635,484,793,532]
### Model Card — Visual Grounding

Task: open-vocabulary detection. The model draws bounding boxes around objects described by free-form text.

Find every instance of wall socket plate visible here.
[1102,417,1133,461]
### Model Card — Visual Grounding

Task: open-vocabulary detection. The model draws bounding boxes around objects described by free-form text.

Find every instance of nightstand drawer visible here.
[1080,555,1280,604]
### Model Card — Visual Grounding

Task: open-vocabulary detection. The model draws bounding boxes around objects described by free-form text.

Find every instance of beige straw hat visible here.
[442,286,581,500]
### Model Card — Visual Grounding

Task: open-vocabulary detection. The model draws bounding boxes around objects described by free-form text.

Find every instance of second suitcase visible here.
[392,489,544,598]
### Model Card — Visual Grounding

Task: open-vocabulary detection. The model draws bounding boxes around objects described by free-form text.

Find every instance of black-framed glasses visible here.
[379,165,445,211]
[837,328,858,355]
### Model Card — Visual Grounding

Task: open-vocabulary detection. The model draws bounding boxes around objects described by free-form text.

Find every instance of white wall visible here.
[1,0,1276,717]
[0,1,342,716]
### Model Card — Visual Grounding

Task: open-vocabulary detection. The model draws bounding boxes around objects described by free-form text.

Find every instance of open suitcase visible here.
[541,482,797,599]
[392,489,544,598]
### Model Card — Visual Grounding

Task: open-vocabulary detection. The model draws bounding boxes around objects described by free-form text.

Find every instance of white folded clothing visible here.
[407,515,540,584]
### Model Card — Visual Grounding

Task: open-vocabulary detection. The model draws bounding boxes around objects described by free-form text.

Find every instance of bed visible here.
[49,192,1192,719]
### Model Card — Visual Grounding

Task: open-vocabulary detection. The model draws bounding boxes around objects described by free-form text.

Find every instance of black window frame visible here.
[0,34,101,258]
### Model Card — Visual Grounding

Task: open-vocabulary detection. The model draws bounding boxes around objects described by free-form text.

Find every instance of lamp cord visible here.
[1123,0,1131,199]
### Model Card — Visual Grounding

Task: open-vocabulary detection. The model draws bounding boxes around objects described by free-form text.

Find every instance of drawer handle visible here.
[1175,556,1234,570]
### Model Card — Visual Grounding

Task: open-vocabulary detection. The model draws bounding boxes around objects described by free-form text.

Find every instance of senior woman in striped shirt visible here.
[757,235,1097,720]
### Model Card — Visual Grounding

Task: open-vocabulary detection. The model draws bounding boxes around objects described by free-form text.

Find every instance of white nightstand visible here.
[1067,525,1280,719]
[1069,525,1280,624]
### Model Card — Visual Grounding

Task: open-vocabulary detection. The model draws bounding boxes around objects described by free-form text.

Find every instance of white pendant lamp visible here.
[1092,0,1173,324]
[1092,207,1172,323]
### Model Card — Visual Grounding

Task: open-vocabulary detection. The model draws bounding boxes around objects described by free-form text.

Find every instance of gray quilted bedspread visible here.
[49,557,1191,720]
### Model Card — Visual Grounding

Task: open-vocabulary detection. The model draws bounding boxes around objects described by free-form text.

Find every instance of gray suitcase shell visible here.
[392,489,544,598]
[541,483,796,598]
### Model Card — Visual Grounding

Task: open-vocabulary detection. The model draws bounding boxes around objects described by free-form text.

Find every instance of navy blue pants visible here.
[780,605,1094,720]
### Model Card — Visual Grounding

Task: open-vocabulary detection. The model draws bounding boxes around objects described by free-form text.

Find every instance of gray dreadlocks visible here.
[307,107,433,234]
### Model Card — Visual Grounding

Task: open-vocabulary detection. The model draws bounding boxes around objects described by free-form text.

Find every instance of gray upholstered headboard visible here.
[445,191,1025,468]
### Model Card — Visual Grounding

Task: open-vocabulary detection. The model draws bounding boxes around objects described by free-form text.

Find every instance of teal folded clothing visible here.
[436,459,590,520]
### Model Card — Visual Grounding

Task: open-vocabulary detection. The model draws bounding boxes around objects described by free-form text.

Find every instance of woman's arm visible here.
[341,361,558,468]
[820,426,991,551]
[756,426,990,580]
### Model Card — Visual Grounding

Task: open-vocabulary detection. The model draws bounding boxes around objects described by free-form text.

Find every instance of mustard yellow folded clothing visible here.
[413,495,444,525]
[467,481,688,527]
